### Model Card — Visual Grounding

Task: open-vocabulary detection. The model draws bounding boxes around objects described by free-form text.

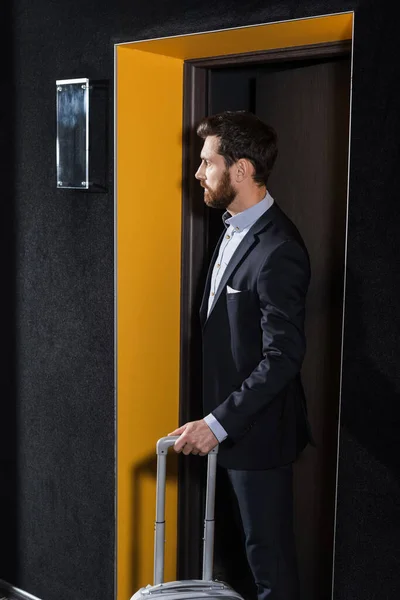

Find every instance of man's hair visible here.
[196,111,278,187]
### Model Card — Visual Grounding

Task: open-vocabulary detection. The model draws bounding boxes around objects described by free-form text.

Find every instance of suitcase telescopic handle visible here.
[154,436,219,586]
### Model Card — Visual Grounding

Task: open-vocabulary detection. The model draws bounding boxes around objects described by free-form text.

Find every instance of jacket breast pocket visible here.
[226,287,253,302]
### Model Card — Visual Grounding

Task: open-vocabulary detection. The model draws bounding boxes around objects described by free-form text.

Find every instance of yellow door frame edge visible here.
[113,10,354,48]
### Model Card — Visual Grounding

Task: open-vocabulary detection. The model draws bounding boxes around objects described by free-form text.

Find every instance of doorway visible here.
[178,41,352,600]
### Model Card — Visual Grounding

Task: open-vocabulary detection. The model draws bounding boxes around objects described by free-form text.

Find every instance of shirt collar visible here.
[222,191,274,231]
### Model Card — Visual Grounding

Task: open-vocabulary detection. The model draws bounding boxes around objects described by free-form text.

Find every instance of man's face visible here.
[195,135,237,210]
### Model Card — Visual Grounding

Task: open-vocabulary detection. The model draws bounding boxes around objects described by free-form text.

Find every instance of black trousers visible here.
[213,464,299,600]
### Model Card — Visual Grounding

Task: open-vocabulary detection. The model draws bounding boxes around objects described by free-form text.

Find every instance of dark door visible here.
[179,48,351,600]
[255,58,351,600]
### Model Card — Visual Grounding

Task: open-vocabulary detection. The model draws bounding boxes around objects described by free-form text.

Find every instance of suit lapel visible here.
[201,203,279,327]
[199,229,225,327]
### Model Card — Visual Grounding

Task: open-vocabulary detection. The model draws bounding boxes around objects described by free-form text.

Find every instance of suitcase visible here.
[130,436,244,600]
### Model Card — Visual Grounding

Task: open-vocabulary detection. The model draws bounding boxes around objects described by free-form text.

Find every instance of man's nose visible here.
[195,165,205,180]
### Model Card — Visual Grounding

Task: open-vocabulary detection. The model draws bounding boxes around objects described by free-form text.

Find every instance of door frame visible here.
[178,39,352,580]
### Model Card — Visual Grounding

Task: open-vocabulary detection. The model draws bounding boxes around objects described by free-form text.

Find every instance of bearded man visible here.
[169,111,313,600]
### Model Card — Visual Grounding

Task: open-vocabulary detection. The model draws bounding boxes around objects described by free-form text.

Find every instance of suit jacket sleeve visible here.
[211,239,310,442]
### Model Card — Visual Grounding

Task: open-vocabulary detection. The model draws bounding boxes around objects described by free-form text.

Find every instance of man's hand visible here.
[168,419,218,456]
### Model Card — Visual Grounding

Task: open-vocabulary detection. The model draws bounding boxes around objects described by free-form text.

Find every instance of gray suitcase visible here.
[130,436,244,600]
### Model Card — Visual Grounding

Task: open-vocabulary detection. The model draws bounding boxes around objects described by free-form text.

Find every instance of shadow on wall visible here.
[340,266,400,481]
[0,0,18,586]
[335,265,400,596]
[130,452,179,592]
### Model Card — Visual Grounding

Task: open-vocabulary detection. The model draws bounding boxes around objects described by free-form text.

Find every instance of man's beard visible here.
[203,169,237,210]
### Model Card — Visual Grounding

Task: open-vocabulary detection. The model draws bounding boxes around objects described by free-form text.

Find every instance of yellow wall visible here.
[116,11,353,600]
[117,47,183,600]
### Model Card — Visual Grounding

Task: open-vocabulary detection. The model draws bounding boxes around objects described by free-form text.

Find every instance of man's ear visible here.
[234,158,254,182]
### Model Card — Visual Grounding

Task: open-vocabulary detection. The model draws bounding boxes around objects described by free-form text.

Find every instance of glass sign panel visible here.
[56,78,89,189]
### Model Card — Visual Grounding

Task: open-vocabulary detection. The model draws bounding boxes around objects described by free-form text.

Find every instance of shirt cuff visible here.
[204,413,228,443]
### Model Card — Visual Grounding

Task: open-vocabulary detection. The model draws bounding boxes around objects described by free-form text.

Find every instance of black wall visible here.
[2,0,400,599]
[1,0,17,584]
[333,2,400,596]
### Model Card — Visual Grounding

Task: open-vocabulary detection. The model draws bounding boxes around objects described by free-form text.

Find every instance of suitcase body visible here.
[130,437,244,600]
[131,580,244,600]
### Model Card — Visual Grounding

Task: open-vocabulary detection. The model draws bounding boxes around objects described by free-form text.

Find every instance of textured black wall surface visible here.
[1,0,17,584]
[2,0,400,599]
[334,1,400,597]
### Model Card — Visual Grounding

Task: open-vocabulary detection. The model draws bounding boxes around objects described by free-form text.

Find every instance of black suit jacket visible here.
[200,201,313,470]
